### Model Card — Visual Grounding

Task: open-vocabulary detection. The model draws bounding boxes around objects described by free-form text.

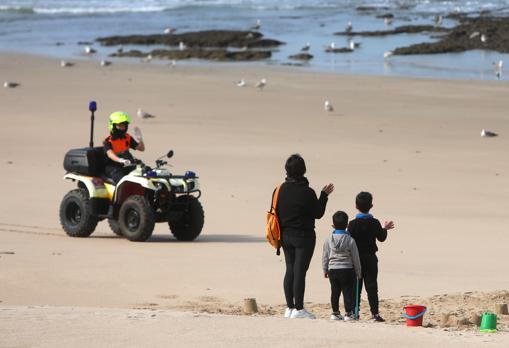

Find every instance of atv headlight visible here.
[154,182,164,191]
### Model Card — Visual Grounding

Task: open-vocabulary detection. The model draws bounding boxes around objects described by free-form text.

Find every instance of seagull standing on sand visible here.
[324,100,334,112]
[236,79,246,87]
[137,108,156,119]
[100,60,112,67]
[345,21,353,34]
[3,81,19,88]
[494,60,503,71]
[255,78,267,90]
[301,42,310,52]
[84,46,96,54]
[169,59,177,67]
[143,54,153,63]
[481,129,498,137]
[179,41,187,51]
[60,60,74,67]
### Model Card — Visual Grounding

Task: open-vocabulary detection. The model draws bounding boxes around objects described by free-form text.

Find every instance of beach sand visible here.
[0,53,508,346]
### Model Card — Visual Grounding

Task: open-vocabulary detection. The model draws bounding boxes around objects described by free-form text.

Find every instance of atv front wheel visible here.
[108,219,122,236]
[118,195,155,242]
[169,196,204,241]
[59,188,99,237]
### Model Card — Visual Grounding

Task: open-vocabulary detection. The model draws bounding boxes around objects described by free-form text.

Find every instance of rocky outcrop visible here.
[288,53,313,60]
[97,30,284,48]
[335,25,448,36]
[394,16,509,55]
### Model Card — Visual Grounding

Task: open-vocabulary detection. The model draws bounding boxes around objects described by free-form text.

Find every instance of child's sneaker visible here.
[284,308,295,318]
[290,309,316,319]
[330,312,343,321]
[371,314,385,322]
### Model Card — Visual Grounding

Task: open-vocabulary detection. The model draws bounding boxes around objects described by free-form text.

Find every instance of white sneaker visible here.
[284,308,295,318]
[343,315,354,321]
[290,309,316,319]
[330,313,344,321]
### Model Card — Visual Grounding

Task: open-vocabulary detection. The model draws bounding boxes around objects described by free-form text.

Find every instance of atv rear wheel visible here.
[108,219,122,236]
[59,188,99,237]
[118,195,155,242]
[169,196,204,241]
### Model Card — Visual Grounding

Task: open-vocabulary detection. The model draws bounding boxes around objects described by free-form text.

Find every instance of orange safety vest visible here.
[105,134,132,154]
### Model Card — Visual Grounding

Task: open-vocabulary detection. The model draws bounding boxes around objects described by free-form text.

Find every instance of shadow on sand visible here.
[91,234,265,243]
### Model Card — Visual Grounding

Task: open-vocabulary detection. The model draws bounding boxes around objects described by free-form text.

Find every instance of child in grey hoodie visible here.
[322,211,361,321]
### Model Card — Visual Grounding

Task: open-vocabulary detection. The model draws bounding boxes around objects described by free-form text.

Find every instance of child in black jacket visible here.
[348,192,394,322]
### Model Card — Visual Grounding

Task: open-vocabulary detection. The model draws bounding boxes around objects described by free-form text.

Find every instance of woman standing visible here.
[276,154,334,319]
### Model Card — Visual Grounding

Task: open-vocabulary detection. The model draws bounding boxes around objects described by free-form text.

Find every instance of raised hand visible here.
[383,221,395,230]
[322,183,334,195]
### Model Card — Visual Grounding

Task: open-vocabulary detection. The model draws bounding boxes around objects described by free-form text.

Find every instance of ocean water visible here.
[1,0,509,80]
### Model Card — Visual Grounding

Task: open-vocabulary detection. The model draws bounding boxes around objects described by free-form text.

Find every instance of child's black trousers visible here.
[328,268,355,314]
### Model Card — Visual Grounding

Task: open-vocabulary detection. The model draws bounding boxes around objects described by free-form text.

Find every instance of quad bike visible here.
[59,101,204,242]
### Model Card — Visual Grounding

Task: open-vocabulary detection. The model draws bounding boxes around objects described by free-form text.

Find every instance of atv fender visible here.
[63,173,110,199]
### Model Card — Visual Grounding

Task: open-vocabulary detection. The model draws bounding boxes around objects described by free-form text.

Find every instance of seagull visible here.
[349,40,356,50]
[301,42,311,52]
[434,15,443,27]
[137,108,156,119]
[169,60,177,67]
[236,79,246,87]
[60,60,74,67]
[179,41,187,51]
[3,81,19,88]
[384,51,393,59]
[164,27,176,34]
[328,42,336,49]
[255,78,266,90]
[345,21,353,33]
[143,54,153,63]
[493,60,503,70]
[84,46,96,54]
[100,60,112,67]
[251,19,261,31]
[246,32,254,40]
[481,34,487,43]
[384,17,393,26]
[481,129,498,137]
[469,31,480,39]
[324,100,334,112]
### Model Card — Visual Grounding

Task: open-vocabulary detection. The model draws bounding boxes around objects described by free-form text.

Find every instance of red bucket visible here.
[403,305,427,327]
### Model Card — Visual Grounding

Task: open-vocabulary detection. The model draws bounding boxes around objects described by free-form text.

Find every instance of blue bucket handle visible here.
[402,307,427,320]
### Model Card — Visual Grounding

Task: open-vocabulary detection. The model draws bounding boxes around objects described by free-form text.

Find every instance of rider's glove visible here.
[133,127,143,142]
[120,159,131,167]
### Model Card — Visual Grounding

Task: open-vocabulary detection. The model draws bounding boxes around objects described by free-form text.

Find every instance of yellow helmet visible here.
[108,111,131,132]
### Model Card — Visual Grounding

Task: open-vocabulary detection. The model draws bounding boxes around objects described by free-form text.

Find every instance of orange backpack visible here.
[266,185,282,255]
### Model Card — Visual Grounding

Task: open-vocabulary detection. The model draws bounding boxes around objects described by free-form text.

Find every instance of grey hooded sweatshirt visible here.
[322,231,362,278]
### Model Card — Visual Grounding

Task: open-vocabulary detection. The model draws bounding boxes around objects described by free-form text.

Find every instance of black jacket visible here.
[275,176,328,237]
[348,216,387,256]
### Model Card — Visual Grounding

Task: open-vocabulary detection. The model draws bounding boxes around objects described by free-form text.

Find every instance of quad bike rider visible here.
[59,101,204,242]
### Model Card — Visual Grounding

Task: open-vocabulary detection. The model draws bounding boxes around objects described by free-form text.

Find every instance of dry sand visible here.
[1,53,508,346]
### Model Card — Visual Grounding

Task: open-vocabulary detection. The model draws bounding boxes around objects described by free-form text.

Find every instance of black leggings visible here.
[357,254,379,315]
[281,233,316,310]
[329,268,355,314]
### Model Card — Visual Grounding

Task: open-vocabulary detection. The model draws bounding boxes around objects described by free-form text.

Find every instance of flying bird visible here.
[137,108,156,119]
[3,81,19,88]
[324,100,334,112]
[255,78,267,90]
[481,129,498,137]
[236,79,246,87]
